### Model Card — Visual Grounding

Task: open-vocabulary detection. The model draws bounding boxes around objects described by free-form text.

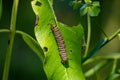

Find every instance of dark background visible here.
[0,0,120,80]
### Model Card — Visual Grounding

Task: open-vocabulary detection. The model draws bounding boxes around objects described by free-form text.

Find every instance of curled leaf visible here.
[16,30,45,62]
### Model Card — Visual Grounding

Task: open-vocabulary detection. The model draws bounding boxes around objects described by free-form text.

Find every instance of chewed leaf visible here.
[31,0,85,80]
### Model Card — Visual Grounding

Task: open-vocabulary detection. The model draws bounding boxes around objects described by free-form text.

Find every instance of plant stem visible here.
[84,14,91,57]
[111,59,117,74]
[85,60,109,77]
[83,28,120,63]
[2,0,19,80]
[107,59,117,80]
[107,28,120,41]
[0,29,10,33]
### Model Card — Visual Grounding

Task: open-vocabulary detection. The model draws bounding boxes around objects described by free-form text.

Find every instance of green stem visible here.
[107,59,117,80]
[2,0,19,80]
[111,59,117,74]
[83,28,120,63]
[0,29,10,33]
[100,28,120,49]
[85,60,109,77]
[108,28,120,41]
[84,14,91,57]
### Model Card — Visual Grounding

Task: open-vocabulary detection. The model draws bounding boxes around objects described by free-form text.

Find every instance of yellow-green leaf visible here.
[85,0,92,3]
[31,0,85,80]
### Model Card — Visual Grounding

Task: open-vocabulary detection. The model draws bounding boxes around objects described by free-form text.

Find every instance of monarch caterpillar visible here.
[51,25,68,64]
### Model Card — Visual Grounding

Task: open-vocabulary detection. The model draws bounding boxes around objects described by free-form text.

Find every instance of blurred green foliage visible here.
[0,0,120,80]
[0,0,2,20]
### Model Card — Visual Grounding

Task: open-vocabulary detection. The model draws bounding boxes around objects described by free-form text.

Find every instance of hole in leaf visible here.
[70,49,72,52]
[43,47,48,52]
[70,49,73,54]
[35,1,42,6]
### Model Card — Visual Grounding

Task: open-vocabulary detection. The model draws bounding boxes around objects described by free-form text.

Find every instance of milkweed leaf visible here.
[31,0,85,80]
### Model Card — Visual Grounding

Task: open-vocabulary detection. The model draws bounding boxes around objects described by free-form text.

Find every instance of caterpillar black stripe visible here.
[51,25,68,64]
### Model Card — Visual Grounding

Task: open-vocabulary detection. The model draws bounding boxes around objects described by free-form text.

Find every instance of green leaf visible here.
[16,30,45,62]
[69,1,82,10]
[0,0,2,20]
[49,0,53,4]
[80,1,100,16]
[31,0,85,80]
[80,4,88,16]
[85,0,92,3]
[92,1,100,7]
[87,6,100,16]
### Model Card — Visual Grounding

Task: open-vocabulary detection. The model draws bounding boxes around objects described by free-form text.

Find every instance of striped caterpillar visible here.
[51,25,68,64]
